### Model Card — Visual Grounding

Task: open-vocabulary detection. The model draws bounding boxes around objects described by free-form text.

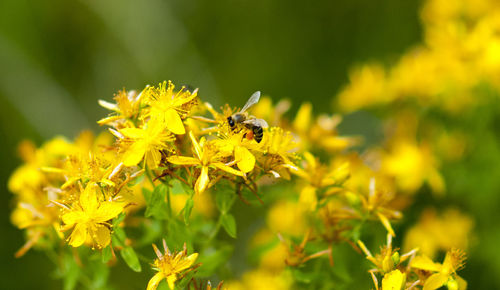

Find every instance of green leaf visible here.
[183,198,194,225]
[145,183,168,219]
[101,245,112,263]
[215,181,236,214]
[120,246,142,272]
[113,212,126,227]
[171,179,187,194]
[221,213,237,238]
[142,187,152,202]
[112,226,126,247]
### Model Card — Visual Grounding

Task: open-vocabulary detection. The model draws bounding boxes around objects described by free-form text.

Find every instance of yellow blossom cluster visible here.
[8,76,472,289]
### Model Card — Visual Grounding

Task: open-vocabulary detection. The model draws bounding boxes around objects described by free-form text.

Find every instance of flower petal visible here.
[188,131,203,160]
[213,163,245,177]
[166,274,178,290]
[168,156,200,166]
[94,225,111,248]
[146,148,162,169]
[411,255,442,272]
[61,211,85,226]
[94,202,124,222]
[423,273,448,290]
[122,141,147,167]
[80,182,99,213]
[235,146,255,173]
[165,109,185,135]
[147,272,165,290]
[120,127,145,139]
[382,269,406,290]
[299,185,317,211]
[68,223,87,247]
[195,166,209,194]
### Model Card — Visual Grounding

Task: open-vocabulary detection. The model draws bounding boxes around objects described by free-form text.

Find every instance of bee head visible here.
[227,116,235,127]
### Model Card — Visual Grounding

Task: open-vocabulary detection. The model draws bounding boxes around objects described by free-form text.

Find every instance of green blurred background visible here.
[0,0,426,289]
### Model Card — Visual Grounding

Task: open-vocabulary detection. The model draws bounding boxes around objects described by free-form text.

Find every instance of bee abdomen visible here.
[253,126,264,143]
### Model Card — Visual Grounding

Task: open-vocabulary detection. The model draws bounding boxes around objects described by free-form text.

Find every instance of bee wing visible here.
[243,118,269,128]
[240,91,261,113]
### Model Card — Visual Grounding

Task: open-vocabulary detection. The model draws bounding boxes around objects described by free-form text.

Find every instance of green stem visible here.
[166,181,172,217]
[208,214,223,241]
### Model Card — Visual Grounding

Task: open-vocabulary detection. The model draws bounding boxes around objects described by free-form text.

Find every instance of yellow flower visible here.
[290,152,349,210]
[359,177,401,237]
[403,208,474,258]
[117,118,174,169]
[258,127,298,177]
[266,199,307,236]
[337,64,389,112]
[358,234,417,290]
[147,240,199,290]
[61,182,124,248]
[213,131,257,173]
[358,234,417,275]
[145,81,198,135]
[411,248,467,290]
[168,131,245,194]
[383,139,444,194]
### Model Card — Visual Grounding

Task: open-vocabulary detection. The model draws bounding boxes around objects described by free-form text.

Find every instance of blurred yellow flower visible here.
[267,200,307,236]
[403,208,474,258]
[382,139,444,194]
[225,269,292,290]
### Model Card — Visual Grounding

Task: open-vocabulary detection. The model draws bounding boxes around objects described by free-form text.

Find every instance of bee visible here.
[227,91,269,143]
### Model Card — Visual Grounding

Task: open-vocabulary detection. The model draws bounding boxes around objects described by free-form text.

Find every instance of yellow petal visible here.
[456,275,467,290]
[235,146,255,173]
[299,185,317,211]
[61,211,85,226]
[94,202,124,222]
[165,108,185,135]
[213,163,245,177]
[147,272,165,290]
[195,166,209,194]
[377,212,395,237]
[382,269,406,290]
[423,273,448,290]
[189,131,203,160]
[166,274,178,290]
[293,102,312,133]
[175,253,199,272]
[94,225,111,248]
[80,182,99,212]
[186,253,199,265]
[146,148,162,169]
[168,156,200,166]
[120,127,145,139]
[68,223,87,247]
[411,255,442,272]
[122,141,147,167]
